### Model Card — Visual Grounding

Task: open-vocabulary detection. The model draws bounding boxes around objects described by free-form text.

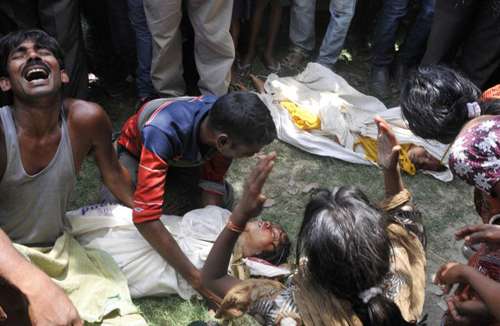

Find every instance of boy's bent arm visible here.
[0,229,82,325]
[135,220,202,290]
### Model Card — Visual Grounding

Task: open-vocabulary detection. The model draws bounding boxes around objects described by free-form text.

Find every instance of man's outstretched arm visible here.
[0,230,82,325]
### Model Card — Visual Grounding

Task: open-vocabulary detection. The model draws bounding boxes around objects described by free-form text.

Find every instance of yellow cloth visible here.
[356,136,417,175]
[14,232,146,325]
[280,100,321,130]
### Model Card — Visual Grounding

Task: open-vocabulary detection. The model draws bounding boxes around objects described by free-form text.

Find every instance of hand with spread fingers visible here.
[375,116,401,171]
[231,152,276,227]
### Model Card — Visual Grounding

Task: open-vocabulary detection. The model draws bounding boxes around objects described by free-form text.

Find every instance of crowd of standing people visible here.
[0,0,500,326]
[0,0,498,103]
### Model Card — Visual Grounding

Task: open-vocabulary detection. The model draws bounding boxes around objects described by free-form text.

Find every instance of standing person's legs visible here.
[316,0,357,69]
[144,0,185,97]
[289,0,317,52]
[370,0,408,97]
[371,0,409,67]
[458,1,500,89]
[187,0,235,96]
[263,1,283,71]
[128,0,156,99]
[398,0,434,68]
[421,0,474,65]
[39,0,89,99]
[106,0,136,78]
[283,0,316,67]
[241,0,270,68]
[0,0,38,31]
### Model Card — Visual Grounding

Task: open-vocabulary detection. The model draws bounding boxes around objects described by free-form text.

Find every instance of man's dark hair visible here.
[0,29,65,78]
[207,92,276,146]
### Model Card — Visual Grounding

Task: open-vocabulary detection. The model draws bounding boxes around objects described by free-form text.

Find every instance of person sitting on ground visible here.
[401,66,500,201]
[198,117,426,325]
[232,0,283,74]
[112,92,277,300]
[66,203,290,299]
[0,29,141,325]
[401,65,500,325]
[401,65,500,145]
[434,224,500,326]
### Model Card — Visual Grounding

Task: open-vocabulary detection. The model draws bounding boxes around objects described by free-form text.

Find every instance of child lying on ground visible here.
[250,74,446,176]
[66,204,290,299]
[197,117,426,325]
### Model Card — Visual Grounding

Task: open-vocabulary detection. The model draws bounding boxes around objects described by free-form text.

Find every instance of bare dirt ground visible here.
[71,7,479,325]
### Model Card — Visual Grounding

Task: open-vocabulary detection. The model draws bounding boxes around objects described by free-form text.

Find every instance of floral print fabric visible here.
[449,116,500,194]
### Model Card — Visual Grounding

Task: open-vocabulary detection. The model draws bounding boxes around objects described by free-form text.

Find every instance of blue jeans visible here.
[128,0,155,98]
[372,0,435,67]
[289,0,357,67]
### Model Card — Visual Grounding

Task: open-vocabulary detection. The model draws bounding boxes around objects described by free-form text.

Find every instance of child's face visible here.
[408,146,444,172]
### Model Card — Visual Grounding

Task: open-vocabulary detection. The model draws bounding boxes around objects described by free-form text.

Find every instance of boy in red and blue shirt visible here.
[115,92,276,296]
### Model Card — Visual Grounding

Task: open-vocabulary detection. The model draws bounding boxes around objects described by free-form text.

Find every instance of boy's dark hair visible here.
[0,29,65,78]
[296,187,415,326]
[207,92,276,146]
[401,65,500,144]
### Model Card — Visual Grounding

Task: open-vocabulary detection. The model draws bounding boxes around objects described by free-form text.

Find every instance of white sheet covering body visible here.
[67,204,230,299]
[261,63,452,182]
[66,204,290,300]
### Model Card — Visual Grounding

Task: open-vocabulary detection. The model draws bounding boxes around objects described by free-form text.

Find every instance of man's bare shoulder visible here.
[64,98,110,128]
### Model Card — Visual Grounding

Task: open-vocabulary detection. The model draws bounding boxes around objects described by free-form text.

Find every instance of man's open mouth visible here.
[22,64,50,82]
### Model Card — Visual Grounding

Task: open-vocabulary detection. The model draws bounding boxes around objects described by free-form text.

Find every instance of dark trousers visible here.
[81,0,136,87]
[0,278,30,326]
[372,0,435,67]
[422,0,500,89]
[0,0,88,100]
[100,150,234,216]
[127,0,156,98]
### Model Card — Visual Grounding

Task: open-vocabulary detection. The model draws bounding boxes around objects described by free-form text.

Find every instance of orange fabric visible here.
[481,84,500,101]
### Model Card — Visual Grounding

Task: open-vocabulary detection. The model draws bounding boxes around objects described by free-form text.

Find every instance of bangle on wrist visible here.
[226,219,245,233]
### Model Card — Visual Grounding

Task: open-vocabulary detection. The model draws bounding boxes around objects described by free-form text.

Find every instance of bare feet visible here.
[239,50,257,72]
[262,53,280,72]
[249,74,265,94]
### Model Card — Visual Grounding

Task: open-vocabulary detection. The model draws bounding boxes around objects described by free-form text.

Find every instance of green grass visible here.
[73,50,478,324]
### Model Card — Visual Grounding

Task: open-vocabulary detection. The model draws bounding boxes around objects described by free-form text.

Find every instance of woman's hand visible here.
[446,296,492,325]
[232,153,276,226]
[456,224,500,247]
[375,116,401,171]
[434,262,471,294]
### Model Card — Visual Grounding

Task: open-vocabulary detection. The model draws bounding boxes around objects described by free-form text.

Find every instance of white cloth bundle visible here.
[260,63,452,182]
